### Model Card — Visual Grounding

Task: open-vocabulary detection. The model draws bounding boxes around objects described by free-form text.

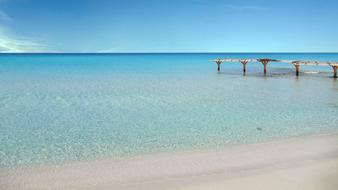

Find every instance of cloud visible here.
[0,29,45,53]
[0,33,45,53]
[0,10,45,53]
[96,47,121,53]
[223,4,266,11]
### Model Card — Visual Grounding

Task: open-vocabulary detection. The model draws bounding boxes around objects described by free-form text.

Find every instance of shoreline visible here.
[1,133,338,190]
[2,132,337,170]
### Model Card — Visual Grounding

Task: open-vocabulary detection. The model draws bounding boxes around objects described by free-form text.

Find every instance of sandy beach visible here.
[1,0,338,189]
[1,133,338,190]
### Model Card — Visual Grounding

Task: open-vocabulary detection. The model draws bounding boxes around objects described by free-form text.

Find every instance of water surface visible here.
[0,53,337,168]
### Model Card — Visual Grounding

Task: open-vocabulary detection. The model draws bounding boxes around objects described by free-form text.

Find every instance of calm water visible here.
[0,53,338,168]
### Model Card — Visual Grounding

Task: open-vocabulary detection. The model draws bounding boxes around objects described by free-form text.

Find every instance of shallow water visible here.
[0,53,337,168]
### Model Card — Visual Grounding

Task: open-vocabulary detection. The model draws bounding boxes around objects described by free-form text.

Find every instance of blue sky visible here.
[0,0,338,52]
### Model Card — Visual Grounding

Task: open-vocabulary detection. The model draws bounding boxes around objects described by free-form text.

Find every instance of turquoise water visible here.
[0,53,338,168]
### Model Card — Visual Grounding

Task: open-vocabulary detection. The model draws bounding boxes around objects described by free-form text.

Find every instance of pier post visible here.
[240,60,249,74]
[259,59,270,76]
[333,66,337,78]
[215,59,222,72]
[294,64,300,76]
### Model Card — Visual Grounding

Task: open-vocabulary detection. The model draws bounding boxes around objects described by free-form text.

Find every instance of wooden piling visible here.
[258,59,271,76]
[294,64,300,76]
[333,66,337,78]
[215,59,222,72]
[240,60,249,74]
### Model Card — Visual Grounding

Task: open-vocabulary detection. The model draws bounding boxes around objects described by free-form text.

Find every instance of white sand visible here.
[1,134,338,190]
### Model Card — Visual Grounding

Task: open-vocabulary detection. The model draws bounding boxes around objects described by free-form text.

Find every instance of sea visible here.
[0,53,337,168]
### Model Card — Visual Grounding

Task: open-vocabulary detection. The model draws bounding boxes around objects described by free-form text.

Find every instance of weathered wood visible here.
[294,64,300,76]
[263,63,267,75]
[240,60,249,73]
[215,58,222,72]
[213,58,338,78]
[258,59,271,75]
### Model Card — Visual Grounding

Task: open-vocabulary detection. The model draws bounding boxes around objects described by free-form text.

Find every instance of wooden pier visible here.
[213,58,338,78]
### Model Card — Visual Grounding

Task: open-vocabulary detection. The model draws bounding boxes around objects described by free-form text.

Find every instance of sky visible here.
[0,0,338,53]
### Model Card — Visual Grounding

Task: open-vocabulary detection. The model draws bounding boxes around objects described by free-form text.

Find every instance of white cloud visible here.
[0,33,44,52]
[0,27,45,53]
[96,47,121,53]
[0,10,45,53]
[223,4,266,11]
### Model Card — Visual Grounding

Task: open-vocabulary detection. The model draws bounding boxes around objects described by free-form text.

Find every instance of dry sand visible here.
[1,133,338,190]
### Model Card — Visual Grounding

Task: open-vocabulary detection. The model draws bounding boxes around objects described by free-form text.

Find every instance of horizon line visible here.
[1,52,338,54]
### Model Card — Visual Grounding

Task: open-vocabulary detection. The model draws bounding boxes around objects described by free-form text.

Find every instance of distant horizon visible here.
[1,52,338,54]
